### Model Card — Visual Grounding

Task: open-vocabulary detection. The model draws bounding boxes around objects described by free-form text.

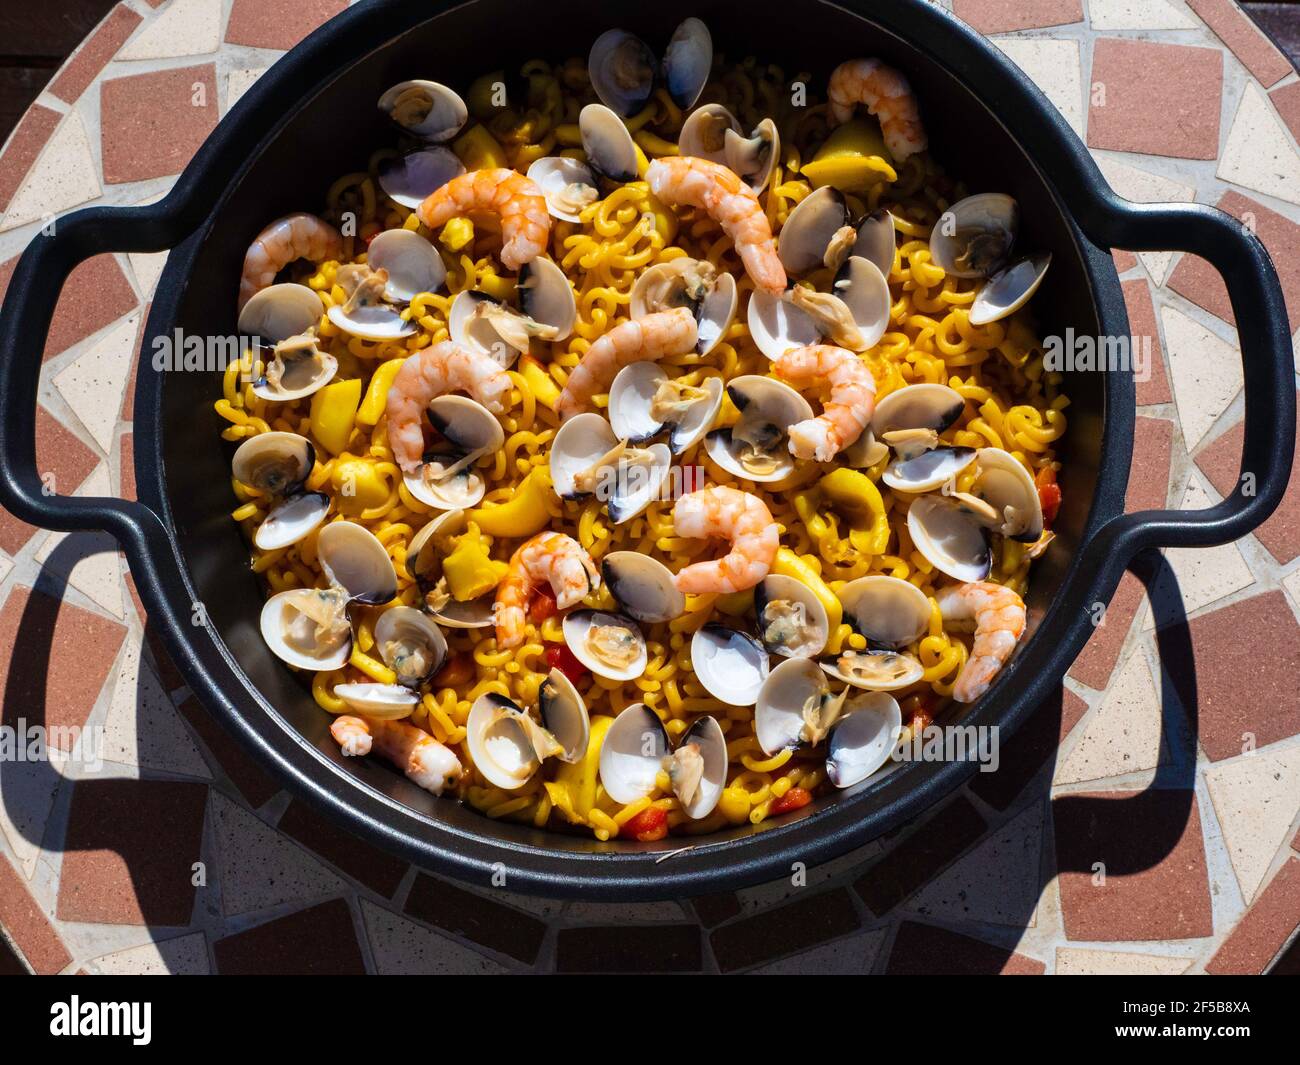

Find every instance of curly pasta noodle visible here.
[217,54,1066,841]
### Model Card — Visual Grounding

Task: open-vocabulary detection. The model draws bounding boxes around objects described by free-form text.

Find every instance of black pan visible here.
[0,0,1292,900]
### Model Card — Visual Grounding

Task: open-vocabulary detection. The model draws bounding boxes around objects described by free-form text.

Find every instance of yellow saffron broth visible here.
[216,54,1067,841]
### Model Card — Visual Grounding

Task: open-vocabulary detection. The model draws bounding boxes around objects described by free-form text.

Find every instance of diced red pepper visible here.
[544,642,589,683]
[432,651,474,688]
[1035,468,1062,527]
[529,586,557,623]
[620,806,669,841]
[769,787,813,816]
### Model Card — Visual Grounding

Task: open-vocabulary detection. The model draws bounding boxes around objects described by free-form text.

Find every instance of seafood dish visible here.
[217,18,1065,842]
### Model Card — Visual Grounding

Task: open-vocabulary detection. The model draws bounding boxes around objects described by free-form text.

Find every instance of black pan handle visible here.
[1071,197,1295,597]
[0,205,186,579]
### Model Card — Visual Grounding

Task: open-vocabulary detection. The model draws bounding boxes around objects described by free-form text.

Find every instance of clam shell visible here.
[517,256,577,343]
[317,520,399,605]
[629,258,736,357]
[704,375,813,483]
[580,103,638,183]
[778,186,850,276]
[724,117,779,194]
[526,156,599,223]
[837,575,931,649]
[970,253,1050,326]
[872,383,966,438]
[929,192,1017,279]
[598,703,670,804]
[678,103,738,165]
[906,495,992,584]
[588,30,657,117]
[538,668,590,763]
[826,692,902,788]
[663,18,712,110]
[549,412,617,499]
[852,209,896,278]
[819,647,924,691]
[971,447,1044,542]
[403,395,504,511]
[254,491,330,551]
[690,624,769,706]
[378,80,467,142]
[755,656,841,754]
[333,682,419,719]
[377,146,464,209]
[746,287,822,361]
[237,283,324,343]
[563,609,648,682]
[232,431,314,497]
[326,300,416,342]
[466,693,543,791]
[373,605,448,688]
[882,445,977,494]
[406,510,495,629]
[366,228,446,303]
[672,715,726,819]
[601,551,685,624]
[753,574,830,659]
[260,587,353,671]
[607,362,723,454]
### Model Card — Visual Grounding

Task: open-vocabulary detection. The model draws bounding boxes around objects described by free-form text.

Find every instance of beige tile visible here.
[0,553,12,584]
[360,898,507,974]
[117,0,223,61]
[224,67,269,113]
[1055,947,1194,974]
[1088,0,1198,30]
[1218,82,1300,206]
[86,932,210,974]
[994,38,1083,136]
[1205,746,1300,903]
[35,467,126,619]
[1056,652,1164,784]
[1283,566,1300,611]
[0,111,102,232]
[128,252,168,298]
[52,313,139,453]
[1161,304,1242,449]
[1093,157,1195,285]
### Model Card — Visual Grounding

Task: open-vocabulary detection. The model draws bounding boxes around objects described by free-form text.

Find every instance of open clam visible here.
[662,17,712,110]
[237,285,335,404]
[598,704,726,819]
[691,624,769,706]
[406,509,495,629]
[378,80,467,142]
[373,605,448,688]
[970,253,1051,326]
[366,228,446,302]
[237,283,324,343]
[467,686,587,791]
[526,156,599,222]
[549,412,671,524]
[873,383,966,440]
[333,682,419,719]
[630,257,737,357]
[755,657,847,754]
[704,376,814,483]
[929,193,1018,279]
[753,574,830,659]
[587,29,658,117]
[318,520,399,605]
[882,443,977,494]
[378,146,463,209]
[678,104,737,165]
[788,256,891,353]
[746,287,823,361]
[448,257,574,366]
[819,646,924,692]
[837,575,931,649]
[608,362,723,455]
[326,263,417,342]
[602,552,686,624]
[779,186,852,276]
[538,668,590,763]
[260,586,353,671]
[963,447,1044,542]
[579,103,638,183]
[403,395,504,511]
[231,432,329,550]
[826,692,903,789]
[906,494,992,583]
[563,609,648,681]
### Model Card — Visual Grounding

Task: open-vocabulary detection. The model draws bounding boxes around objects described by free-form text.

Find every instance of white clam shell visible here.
[906,495,992,584]
[746,287,822,361]
[673,715,727,819]
[629,258,736,357]
[678,103,739,165]
[704,375,813,484]
[367,228,446,303]
[598,703,670,804]
[601,551,685,624]
[853,209,896,278]
[326,301,417,342]
[526,156,599,223]
[249,346,337,403]
[832,255,891,352]
[406,509,495,629]
[317,520,399,605]
[466,693,544,790]
[237,283,324,343]
[873,383,967,437]
[690,624,769,706]
[837,575,932,649]
[517,256,577,343]
[608,362,723,455]
[826,692,903,788]
[563,609,648,682]
[373,605,448,687]
[882,445,977,494]
[755,656,837,755]
[260,588,353,671]
[663,17,712,111]
[580,102,638,183]
[778,186,850,276]
[588,30,657,117]
[549,412,617,499]
[724,117,779,194]
[970,253,1051,326]
[333,682,419,719]
[378,80,467,142]
[929,192,1018,279]
[753,574,830,659]
[403,395,504,511]
[819,647,924,691]
[231,431,314,496]
[971,447,1044,542]
[377,146,464,208]
[538,668,590,763]
[254,491,330,551]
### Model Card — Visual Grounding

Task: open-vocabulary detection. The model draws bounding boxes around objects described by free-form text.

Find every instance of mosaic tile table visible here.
[0,0,1297,976]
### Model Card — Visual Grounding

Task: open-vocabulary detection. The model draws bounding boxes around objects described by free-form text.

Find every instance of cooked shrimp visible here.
[494,532,600,649]
[646,157,786,295]
[827,58,927,162]
[672,486,779,594]
[386,341,512,472]
[936,581,1027,703]
[773,344,877,462]
[417,168,550,271]
[238,212,344,311]
[329,715,463,795]
[555,308,698,418]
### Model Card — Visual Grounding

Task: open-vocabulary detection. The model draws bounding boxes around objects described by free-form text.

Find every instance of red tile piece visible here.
[970,685,1088,809]
[1055,789,1213,941]
[58,779,208,925]
[405,874,546,964]
[0,253,136,363]
[1069,571,1146,690]
[174,695,280,808]
[0,405,99,556]
[710,889,860,972]
[100,65,218,185]
[951,0,1083,34]
[48,4,143,104]
[1186,0,1293,89]
[1122,280,1171,406]
[225,0,348,50]
[118,431,135,501]
[277,799,408,897]
[1270,82,1300,145]
[0,585,126,748]
[1195,395,1300,565]
[1207,859,1300,974]
[1125,416,1173,512]
[0,855,71,974]
[1113,249,1138,274]
[887,921,1044,974]
[1171,592,1300,760]
[1168,192,1300,334]
[0,104,61,215]
[1088,39,1223,160]
[214,898,365,974]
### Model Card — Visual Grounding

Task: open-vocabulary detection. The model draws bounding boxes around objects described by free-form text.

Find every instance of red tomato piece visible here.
[544,643,588,682]
[621,806,669,841]
[769,787,813,815]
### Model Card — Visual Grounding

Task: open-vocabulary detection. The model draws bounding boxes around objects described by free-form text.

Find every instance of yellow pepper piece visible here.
[356,357,405,426]
[771,546,843,634]
[466,466,555,538]
[518,353,561,410]
[719,786,752,825]
[476,271,514,301]
[800,119,898,193]
[641,186,677,243]
[554,714,614,819]
[440,216,474,252]
[818,468,891,555]
[330,456,388,511]
[442,536,508,602]
[713,590,752,616]
[452,123,507,171]
[309,378,362,456]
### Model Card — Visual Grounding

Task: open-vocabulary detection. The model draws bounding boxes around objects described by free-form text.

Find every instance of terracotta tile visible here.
[887,921,1044,975]
[688,891,742,928]
[1190,400,1294,566]
[854,796,987,915]
[404,873,546,964]
[225,0,347,50]
[1068,570,1145,690]
[176,695,280,808]
[48,4,144,104]
[1122,280,1171,406]
[709,888,860,972]
[1113,249,1138,274]
[0,406,99,556]
[1125,416,1173,512]
[0,252,137,363]
[1186,0,1293,89]
[0,855,70,974]
[214,897,365,974]
[1170,592,1300,760]
[971,685,1088,808]
[1168,192,1300,335]
[1206,858,1300,974]
[1270,82,1300,145]
[276,799,408,898]
[557,925,702,973]
[1054,789,1213,941]
[1087,39,1222,160]
[951,0,1082,35]
[119,431,135,501]
[0,585,126,748]
[58,779,208,925]
[0,104,60,215]
[100,65,218,185]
